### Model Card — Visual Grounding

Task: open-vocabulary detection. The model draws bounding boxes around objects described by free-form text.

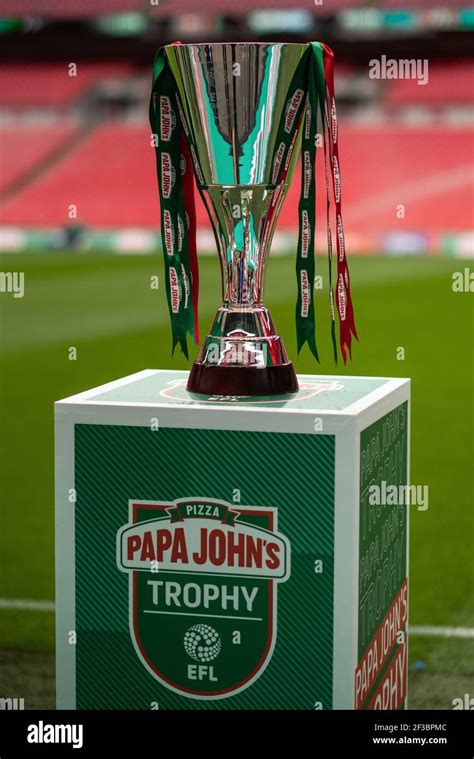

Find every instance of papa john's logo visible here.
[159,96,176,142]
[117,497,291,699]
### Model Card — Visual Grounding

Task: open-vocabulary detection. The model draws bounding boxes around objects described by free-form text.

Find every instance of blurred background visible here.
[0,0,473,710]
[0,0,473,253]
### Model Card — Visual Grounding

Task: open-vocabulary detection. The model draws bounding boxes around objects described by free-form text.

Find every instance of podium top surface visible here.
[56,369,409,416]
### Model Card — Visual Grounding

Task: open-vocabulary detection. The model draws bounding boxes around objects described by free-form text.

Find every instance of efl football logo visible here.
[117,497,291,699]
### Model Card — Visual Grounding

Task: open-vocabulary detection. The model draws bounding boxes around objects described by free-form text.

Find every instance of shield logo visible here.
[117,497,291,699]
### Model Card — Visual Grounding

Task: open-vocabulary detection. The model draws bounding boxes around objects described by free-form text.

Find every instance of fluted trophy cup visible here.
[150,42,357,397]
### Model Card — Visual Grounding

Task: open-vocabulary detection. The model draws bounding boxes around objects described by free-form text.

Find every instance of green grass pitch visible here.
[0,250,472,708]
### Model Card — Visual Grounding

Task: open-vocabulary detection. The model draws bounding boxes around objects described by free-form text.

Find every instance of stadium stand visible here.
[0,0,145,17]
[0,0,469,14]
[383,0,467,7]
[0,63,135,107]
[0,124,155,227]
[0,10,472,255]
[0,125,75,194]
[273,125,474,237]
[386,62,474,107]
[1,123,472,239]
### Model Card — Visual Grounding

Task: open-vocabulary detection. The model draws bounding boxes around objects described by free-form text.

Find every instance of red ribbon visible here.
[180,133,199,344]
[321,44,358,362]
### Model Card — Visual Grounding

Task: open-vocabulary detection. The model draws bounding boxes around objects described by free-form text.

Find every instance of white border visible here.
[332,417,359,709]
[332,381,410,710]
[55,410,76,709]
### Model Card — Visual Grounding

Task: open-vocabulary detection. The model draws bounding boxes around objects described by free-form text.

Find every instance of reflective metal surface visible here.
[166,43,308,389]
[167,42,308,186]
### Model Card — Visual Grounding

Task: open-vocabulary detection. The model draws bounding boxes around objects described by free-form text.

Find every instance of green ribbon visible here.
[295,44,320,361]
[149,47,196,358]
[311,41,339,363]
[297,42,338,363]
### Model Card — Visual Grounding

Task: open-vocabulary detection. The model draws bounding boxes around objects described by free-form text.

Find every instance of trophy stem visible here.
[186,183,299,397]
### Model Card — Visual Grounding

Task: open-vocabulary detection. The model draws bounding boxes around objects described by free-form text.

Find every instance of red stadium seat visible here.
[0,63,135,107]
[0,125,76,193]
[387,62,474,107]
[1,123,472,241]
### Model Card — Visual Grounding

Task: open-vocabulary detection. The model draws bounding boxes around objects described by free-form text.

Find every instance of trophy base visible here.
[187,362,299,397]
[187,303,299,397]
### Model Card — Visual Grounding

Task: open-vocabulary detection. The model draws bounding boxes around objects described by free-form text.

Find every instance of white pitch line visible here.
[0,599,473,639]
[409,625,474,639]
[0,598,55,612]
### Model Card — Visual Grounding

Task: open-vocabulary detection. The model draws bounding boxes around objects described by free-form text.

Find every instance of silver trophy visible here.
[172,43,307,395]
[168,42,310,396]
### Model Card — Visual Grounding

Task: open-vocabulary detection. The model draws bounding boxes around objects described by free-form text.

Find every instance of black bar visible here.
[0,709,472,757]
